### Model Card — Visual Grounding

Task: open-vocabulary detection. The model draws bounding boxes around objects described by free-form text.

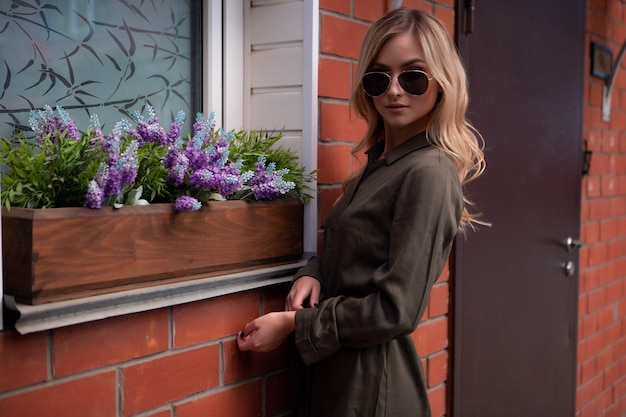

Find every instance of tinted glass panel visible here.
[0,0,201,136]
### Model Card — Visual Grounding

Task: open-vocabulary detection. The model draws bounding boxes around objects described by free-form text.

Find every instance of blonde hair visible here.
[347,8,486,231]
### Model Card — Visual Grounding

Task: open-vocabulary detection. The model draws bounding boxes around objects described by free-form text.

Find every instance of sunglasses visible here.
[362,70,433,97]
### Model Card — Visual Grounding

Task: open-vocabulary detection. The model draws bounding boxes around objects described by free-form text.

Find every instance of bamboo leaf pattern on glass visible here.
[0,0,196,138]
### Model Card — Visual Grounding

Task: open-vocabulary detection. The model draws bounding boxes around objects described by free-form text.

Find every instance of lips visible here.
[386,104,407,112]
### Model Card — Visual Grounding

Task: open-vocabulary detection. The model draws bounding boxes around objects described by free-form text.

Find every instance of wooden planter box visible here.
[2,199,303,305]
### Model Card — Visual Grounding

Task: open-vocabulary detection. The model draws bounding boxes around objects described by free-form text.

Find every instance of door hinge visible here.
[464,0,475,34]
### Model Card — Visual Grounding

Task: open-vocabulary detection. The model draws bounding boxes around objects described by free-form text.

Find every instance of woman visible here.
[237,8,486,417]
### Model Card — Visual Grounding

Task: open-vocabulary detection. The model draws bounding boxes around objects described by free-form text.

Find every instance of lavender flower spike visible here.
[175,195,202,212]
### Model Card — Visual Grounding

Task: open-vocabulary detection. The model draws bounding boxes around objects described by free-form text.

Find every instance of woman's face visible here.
[368,32,440,143]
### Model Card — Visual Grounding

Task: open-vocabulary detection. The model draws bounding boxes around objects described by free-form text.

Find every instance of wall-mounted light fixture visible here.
[592,41,625,122]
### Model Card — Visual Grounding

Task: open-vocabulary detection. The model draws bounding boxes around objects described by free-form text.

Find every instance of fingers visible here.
[285,288,306,311]
[285,276,321,311]
[237,321,256,351]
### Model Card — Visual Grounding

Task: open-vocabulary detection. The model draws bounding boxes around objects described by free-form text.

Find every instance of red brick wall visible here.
[0,286,295,417]
[579,1,626,416]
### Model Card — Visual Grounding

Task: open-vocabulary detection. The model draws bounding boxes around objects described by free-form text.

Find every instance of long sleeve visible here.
[295,146,462,365]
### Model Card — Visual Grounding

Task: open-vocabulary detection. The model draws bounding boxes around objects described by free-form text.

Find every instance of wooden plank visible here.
[2,200,303,304]
[250,92,302,131]
[251,47,303,88]
[250,1,303,45]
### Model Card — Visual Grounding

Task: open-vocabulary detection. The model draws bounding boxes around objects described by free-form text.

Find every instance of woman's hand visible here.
[285,276,321,311]
[237,311,296,352]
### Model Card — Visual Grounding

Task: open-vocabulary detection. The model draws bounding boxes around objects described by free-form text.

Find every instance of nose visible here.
[387,74,403,95]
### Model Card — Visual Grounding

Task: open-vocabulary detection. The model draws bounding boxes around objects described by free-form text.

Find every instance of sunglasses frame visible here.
[362,69,433,97]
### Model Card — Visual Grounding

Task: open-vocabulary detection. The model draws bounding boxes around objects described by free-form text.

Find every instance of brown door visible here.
[452,1,585,416]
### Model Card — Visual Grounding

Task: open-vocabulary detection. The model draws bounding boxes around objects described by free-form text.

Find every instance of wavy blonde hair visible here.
[347,8,486,231]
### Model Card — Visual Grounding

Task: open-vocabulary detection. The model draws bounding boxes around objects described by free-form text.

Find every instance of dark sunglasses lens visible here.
[398,71,429,95]
[362,73,390,96]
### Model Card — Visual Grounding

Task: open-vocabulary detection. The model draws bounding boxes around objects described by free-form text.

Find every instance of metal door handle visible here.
[564,237,584,252]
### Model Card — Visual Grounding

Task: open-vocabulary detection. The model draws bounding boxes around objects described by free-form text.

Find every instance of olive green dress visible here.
[293,131,463,417]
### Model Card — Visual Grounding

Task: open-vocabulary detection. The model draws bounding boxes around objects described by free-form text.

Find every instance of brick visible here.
[579,246,591,271]
[579,312,599,340]
[401,0,434,13]
[604,362,622,390]
[320,101,367,143]
[223,338,293,384]
[427,383,447,417]
[607,240,624,262]
[319,57,352,99]
[603,132,619,152]
[435,0,455,8]
[320,0,350,15]
[428,282,449,318]
[143,411,171,417]
[320,14,369,60]
[588,287,608,313]
[613,154,626,173]
[580,199,590,223]
[607,280,624,303]
[589,198,610,220]
[427,351,448,387]
[601,175,619,196]
[588,80,603,107]
[577,375,604,410]
[318,143,353,184]
[588,242,608,267]
[173,291,260,348]
[600,218,620,240]
[175,380,262,417]
[354,0,386,22]
[0,331,48,391]
[580,357,596,385]
[413,317,448,356]
[608,196,626,217]
[589,153,610,175]
[598,305,615,329]
[265,370,293,416]
[122,345,220,415]
[53,309,168,377]
[262,283,291,314]
[0,371,116,417]
[585,175,601,198]
[433,5,455,37]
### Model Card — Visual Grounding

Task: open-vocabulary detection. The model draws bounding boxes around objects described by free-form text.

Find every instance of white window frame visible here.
[206,0,317,254]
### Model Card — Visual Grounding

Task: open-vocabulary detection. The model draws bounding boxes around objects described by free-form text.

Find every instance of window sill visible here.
[4,256,312,334]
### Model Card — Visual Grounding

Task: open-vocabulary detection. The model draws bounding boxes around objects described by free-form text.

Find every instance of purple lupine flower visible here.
[117,140,139,186]
[88,114,105,145]
[175,195,202,212]
[84,179,105,209]
[216,162,245,197]
[165,110,185,145]
[249,157,295,200]
[28,105,80,142]
[132,105,167,146]
[103,165,123,197]
[164,147,189,186]
[84,164,109,209]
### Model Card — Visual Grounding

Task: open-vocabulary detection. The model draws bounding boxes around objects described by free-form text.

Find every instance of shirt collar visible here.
[365,131,432,165]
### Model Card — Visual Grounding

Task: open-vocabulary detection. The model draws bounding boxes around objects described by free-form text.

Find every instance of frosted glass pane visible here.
[0,0,200,137]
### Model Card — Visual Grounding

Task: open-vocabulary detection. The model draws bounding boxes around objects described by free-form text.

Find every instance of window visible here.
[0,0,202,136]
[0,0,317,332]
